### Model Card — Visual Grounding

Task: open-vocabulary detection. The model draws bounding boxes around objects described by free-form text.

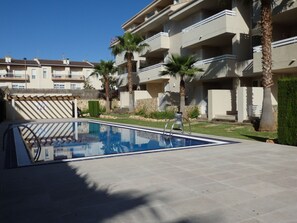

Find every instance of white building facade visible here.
[112,0,297,122]
[0,56,102,90]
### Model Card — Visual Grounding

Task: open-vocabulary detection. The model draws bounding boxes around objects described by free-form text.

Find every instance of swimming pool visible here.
[9,120,232,167]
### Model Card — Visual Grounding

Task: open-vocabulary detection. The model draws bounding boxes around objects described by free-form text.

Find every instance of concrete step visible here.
[214,115,237,121]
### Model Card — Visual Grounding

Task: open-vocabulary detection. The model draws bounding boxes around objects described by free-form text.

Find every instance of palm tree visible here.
[110,32,148,113]
[91,60,117,113]
[160,54,203,114]
[257,0,276,131]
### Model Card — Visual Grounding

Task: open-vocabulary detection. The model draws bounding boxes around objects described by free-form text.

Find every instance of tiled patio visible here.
[1,122,297,223]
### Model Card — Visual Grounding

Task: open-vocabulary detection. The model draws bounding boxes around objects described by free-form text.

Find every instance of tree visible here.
[91,60,117,113]
[110,32,148,113]
[258,0,276,131]
[160,54,203,114]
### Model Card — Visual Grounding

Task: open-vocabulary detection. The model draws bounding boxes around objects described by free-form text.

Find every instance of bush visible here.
[88,101,105,117]
[149,109,175,119]
[278,78,297,146]
[187,106,200,119]
[135,106,148,117]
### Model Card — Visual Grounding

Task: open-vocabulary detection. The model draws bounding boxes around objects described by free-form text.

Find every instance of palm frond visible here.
[160,54,203,78]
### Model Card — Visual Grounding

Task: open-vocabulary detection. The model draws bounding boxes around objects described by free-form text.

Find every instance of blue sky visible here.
[0,0,152,62]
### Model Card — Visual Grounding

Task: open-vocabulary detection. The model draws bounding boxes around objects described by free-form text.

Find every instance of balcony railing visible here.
[138,63,170,83]
[182,10,236,33]
[194,54,237,66]
[139,63,163,73]
[253,36,297,53]
[0,73,29,80]
[141,32,169,44]
[52,74,85,81]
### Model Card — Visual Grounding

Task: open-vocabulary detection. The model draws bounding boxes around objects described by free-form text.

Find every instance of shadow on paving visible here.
[0,162,160,223]
[241,134,272,142]
[0,162,225,223]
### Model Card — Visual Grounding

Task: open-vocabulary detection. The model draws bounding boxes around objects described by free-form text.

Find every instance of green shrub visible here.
[135,106,148,117]
[149,109,175,119]
[188,106,200,119]
[88,101,105,117]
[278,78,297,146]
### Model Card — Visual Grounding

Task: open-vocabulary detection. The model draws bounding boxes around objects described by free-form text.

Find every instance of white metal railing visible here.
[141,32,169,44]
[52,74,85,80]
[194,54,237,66]
[0,73,28,79]
[253,36,297,53]
[139,63,163,73]
[182,10,236,33]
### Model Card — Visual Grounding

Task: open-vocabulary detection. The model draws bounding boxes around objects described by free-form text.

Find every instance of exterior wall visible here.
[120,90,152,108]
[146,83,164,97]
[113,0,297,122]
[208,90,232,121]
[135,98,158,113]
[253,41,297,73]
[0,58,102,90]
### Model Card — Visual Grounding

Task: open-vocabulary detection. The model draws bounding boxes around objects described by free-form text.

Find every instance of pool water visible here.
[14,121,230,166]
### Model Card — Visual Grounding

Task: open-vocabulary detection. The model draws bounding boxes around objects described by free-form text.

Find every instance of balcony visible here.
[117,72,138,87]
[138,63,170,84]
[182,10,237,48]
[253,36,297,73]
[194,54,237,80]
[0,73,30,81]
[273,0,297,15]
[140,32,170,56]
[52,74,85,81]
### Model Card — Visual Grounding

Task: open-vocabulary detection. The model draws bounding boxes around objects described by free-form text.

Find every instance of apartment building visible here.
[113,0,297,121]
[0,56,102,90]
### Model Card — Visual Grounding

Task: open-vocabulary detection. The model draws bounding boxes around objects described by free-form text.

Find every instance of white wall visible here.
[237,87,277,122]
[120,90,152,108]
[208,90,232,121]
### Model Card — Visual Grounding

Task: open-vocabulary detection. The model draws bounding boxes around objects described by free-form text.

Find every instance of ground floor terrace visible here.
[1,120,297,223]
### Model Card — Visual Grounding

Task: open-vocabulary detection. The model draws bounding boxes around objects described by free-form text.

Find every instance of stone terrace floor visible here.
[1,120,297,223]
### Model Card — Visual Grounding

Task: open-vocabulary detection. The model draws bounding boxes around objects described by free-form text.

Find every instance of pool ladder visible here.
[3,124,42,163]
[163,113,192,136]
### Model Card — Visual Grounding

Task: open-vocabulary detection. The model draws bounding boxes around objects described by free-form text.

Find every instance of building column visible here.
[74,99,78,118]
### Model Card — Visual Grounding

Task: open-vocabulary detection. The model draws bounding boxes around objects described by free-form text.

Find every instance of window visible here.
[12,83,25,89]
[31,69,36,80]
[43,68,47,78]
[70,83,81,89]
[53,83,65,89]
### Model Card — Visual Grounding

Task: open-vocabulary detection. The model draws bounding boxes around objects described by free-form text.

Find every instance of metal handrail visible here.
[253,36,297,53]
[194,54,237,66]
[163,113,192,136]
[183,10,236,33]
[141,32,169,44]
[3,124,42,162]
[139,63,163,73]
[18,125,42,162]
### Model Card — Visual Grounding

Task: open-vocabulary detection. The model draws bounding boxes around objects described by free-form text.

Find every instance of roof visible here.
[38,59,94,68]
[0,58,39,67]
[0,57,96,68]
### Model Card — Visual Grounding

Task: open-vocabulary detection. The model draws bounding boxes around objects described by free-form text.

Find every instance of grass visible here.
[89,115,277,142]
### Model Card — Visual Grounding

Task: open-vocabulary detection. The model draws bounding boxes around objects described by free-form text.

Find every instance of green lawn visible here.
[89,115,277,142]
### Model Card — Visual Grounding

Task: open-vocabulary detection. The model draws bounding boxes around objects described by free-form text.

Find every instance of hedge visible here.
[88,101,100,117]
[278,78,297,146]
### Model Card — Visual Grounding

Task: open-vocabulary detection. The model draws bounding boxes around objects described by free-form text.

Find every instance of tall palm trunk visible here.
[126,53,134,113]
[259,0,276,131]
[179,76,185,114]
[104,77,110,113]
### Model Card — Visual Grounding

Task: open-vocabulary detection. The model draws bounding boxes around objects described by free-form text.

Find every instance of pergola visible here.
[7,95,80,120]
